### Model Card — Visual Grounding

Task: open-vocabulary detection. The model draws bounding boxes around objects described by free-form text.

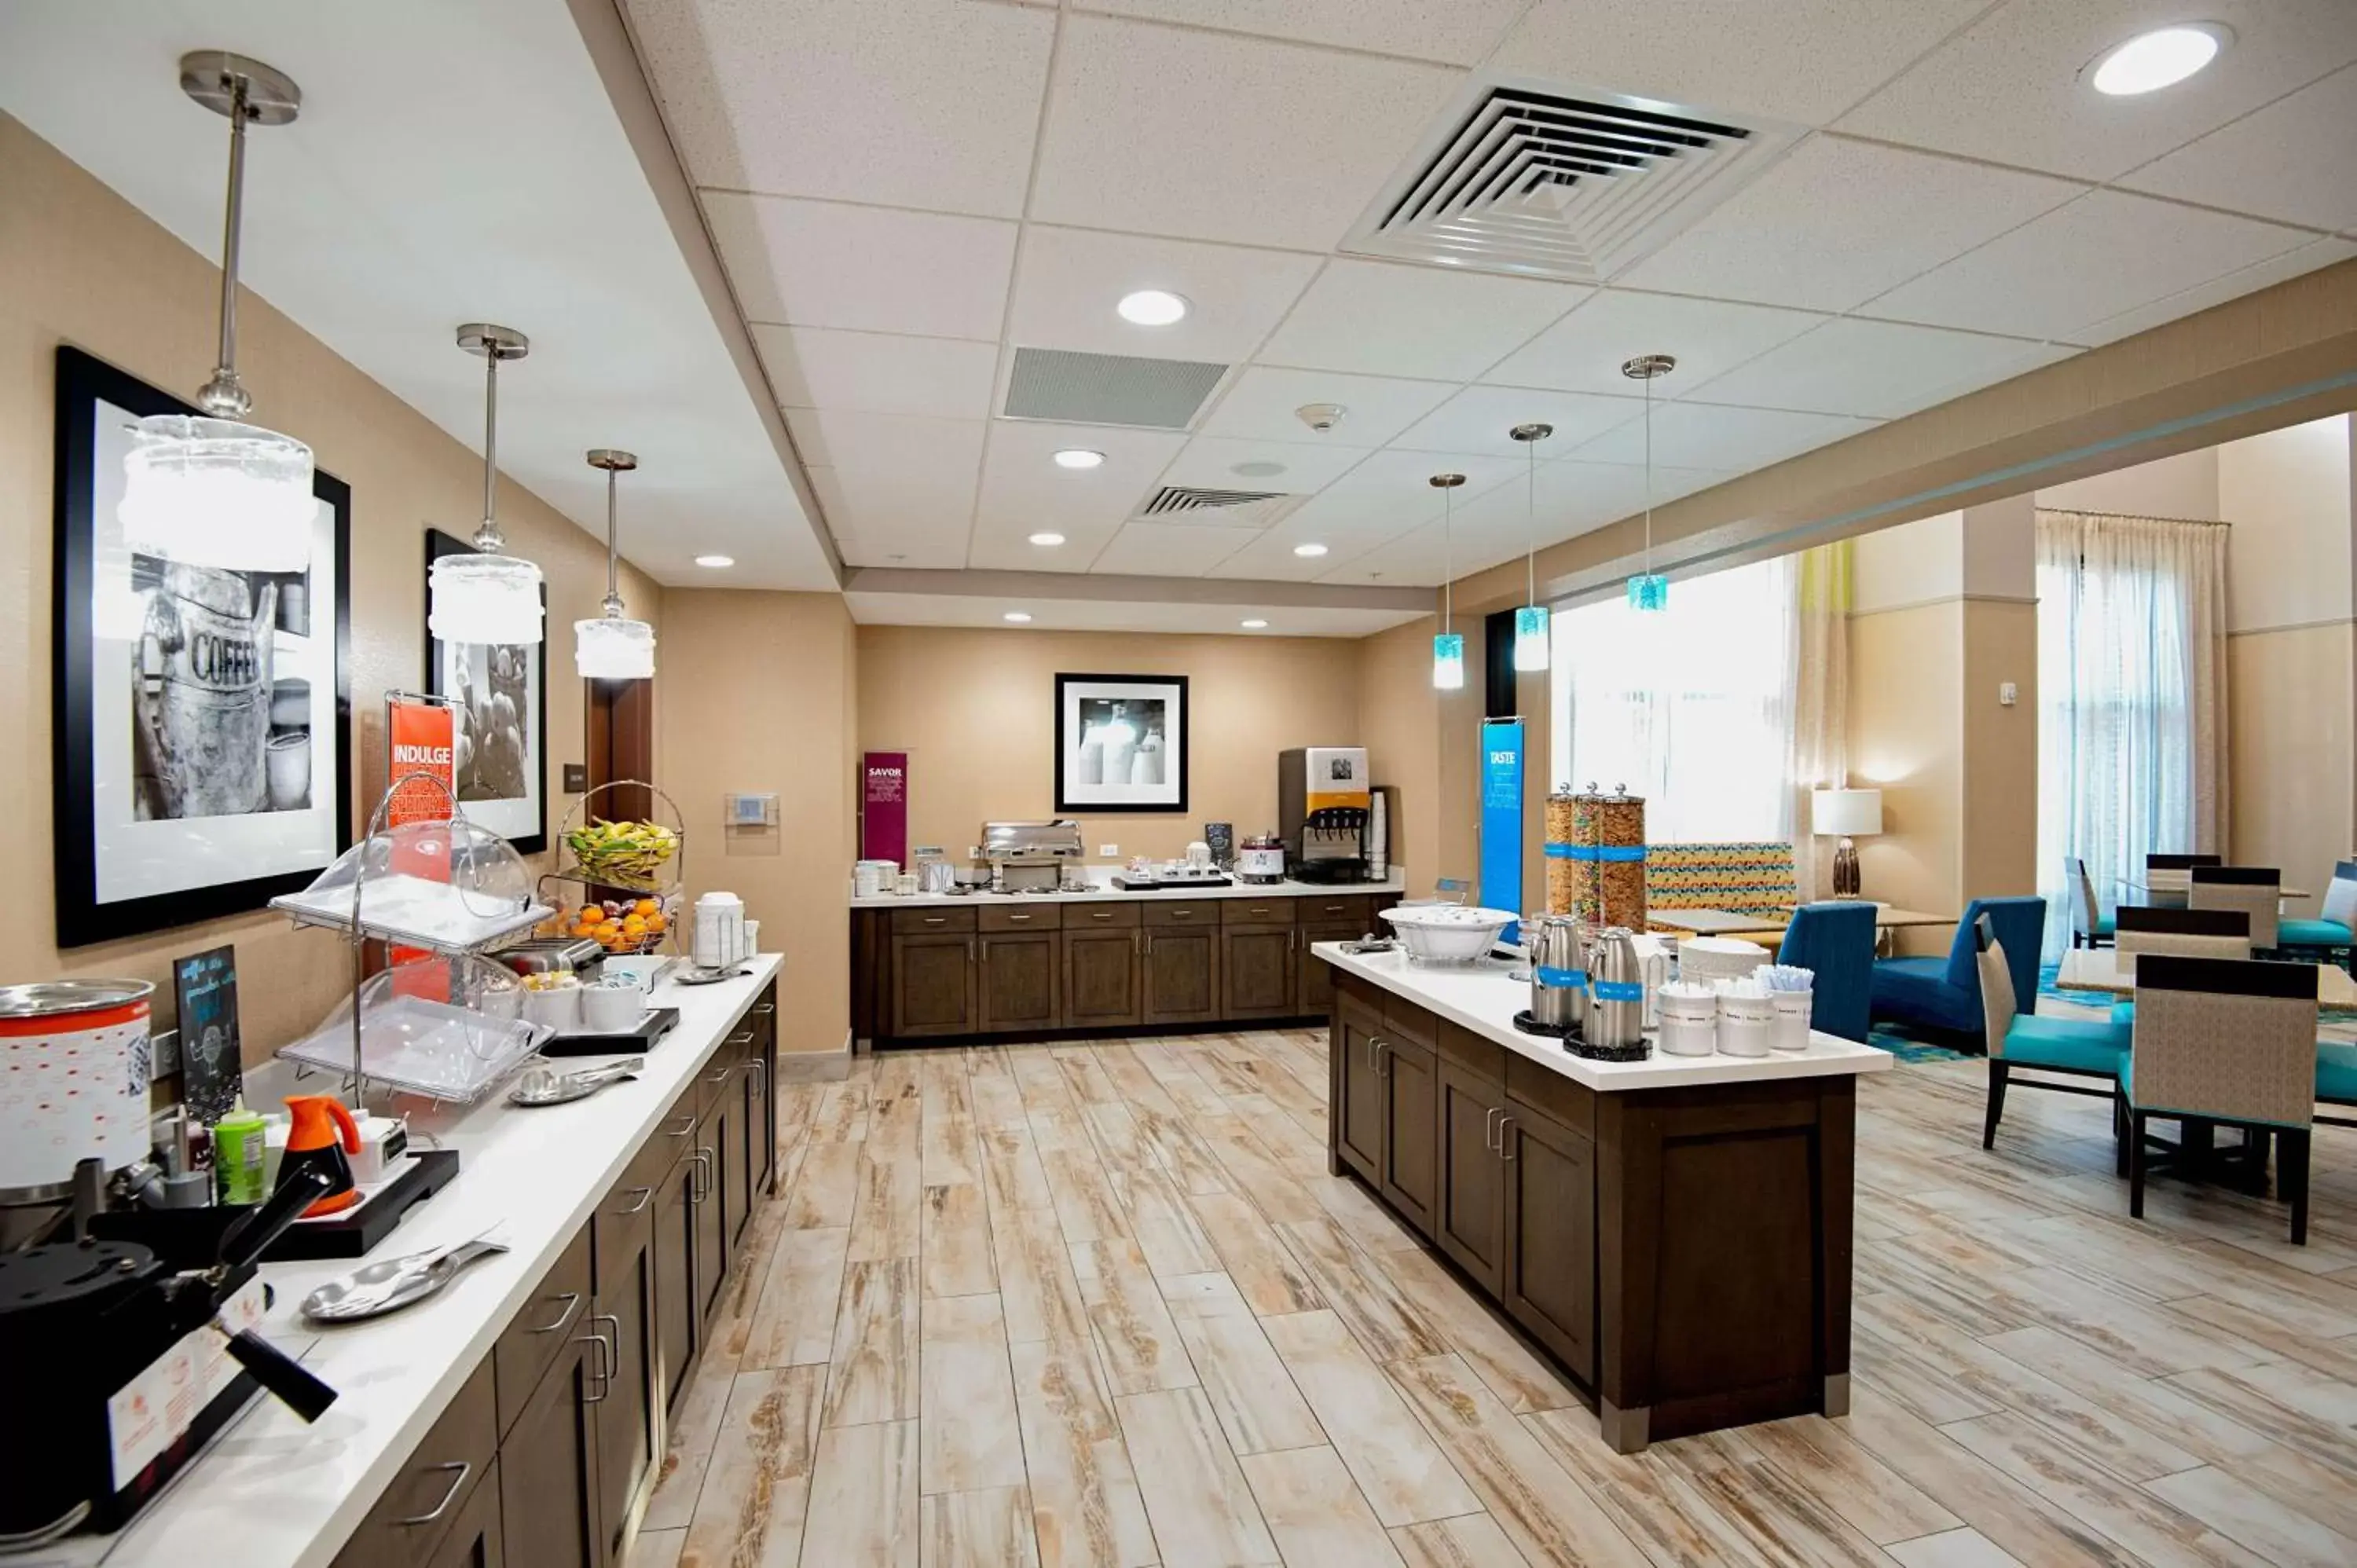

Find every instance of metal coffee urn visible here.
[1578,928,1651,1061]
[1526,915,1589,1032]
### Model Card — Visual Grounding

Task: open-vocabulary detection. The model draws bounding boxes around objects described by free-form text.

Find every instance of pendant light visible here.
[119,53,314,573]
[1622,354,1675,611]
[428,325,545,646]
[1429,472,1467,690]
[1508,422,1553,671]
[575,449,656,678]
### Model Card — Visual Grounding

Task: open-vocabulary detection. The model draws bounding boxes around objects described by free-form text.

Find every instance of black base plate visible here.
[1513,1010,1651,1061]
[541,1005,681,1057]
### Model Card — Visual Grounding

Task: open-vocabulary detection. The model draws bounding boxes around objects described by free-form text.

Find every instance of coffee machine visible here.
[1278,747,1372,884]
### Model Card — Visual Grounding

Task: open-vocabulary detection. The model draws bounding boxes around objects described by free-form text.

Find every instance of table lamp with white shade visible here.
[1813,788,1883,899]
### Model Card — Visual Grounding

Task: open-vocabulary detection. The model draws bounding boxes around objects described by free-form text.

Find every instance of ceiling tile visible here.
[1158,436,1368,494]
[1069,0,1529,66]
[704,192,1016,339]
[756,324,999,418]
[1197,367,1456,449]
[962,533,1116,574]
[788,411,984,560]
[1567,402,1878,470]
[1280,448,1530,545]
[625,0,1054,216]
[1207,531,1387,581]
[1864,189,2315,342]
[2071,236,2357,346]
[2121,64,2357,231]
[972,419,1189,537]
[1490,0,1995,127]
[1087,522,1264,577]
[1006,227,1321,362]
[1483,289,1825,398]
[1835,0,2357,181]
[1394,386,1643,460]
[1688,318,2081,419]
[1028,14,1464,251]
[1314,521,1455,587]
[1256,260,1588,379]
[1617,137,2085,312]
[815,470,973,568]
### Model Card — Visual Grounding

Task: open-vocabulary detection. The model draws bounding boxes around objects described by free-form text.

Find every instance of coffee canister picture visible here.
[1053,673,1189,814]
[53,347,353,947]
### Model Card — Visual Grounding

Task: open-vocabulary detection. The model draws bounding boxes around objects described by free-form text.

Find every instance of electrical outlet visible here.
[1099,844,1119,857]
[1998,681,2018,707]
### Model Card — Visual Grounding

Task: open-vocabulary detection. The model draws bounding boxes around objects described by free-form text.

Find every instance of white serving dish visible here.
[1380,903,1518,966]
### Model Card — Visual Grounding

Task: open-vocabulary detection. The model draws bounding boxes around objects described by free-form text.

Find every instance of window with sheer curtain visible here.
[1548,555,1799,841]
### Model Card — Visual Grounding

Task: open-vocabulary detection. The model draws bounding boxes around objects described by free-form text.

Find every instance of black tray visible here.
[1109,874,1233,890]
[540,1005,680,1058]
[1512,1009,1651,1062]
[86,1149,461,1263]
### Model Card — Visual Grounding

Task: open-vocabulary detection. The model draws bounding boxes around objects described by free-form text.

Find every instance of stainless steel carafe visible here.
[1584,927,1647,1053]
[1527,915,1589,1030]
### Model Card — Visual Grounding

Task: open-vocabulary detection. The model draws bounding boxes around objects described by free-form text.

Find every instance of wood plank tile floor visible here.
[634,1032,2357,1568]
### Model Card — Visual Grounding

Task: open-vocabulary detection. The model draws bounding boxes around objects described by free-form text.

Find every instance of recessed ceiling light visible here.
[1053,449,1105,470]
[694,554,734,569]
[1116,289,1189,327]
[1240,619,1268,629]
[1028,531,1066,547]
[1003,610,1033,623]
[1232,460,1288,479]
[2087,24,2229,95]
[1292,543,1329,558]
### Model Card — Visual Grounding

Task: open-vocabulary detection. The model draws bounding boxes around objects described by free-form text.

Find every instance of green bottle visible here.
[214,1100,269,1206]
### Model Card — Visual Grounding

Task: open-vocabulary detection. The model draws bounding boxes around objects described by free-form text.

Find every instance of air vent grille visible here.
[1004,347,1229,430]
[1342,78,1798,284]
[1132,485,1298,529]
[1143,486,1283,515]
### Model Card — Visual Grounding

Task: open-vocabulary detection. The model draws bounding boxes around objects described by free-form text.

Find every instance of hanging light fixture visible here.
[1508,422,1553,671]
[1622,353,1676,611]
[119,53,314,573]
[428,325,545,645]
[575,449,656,678]
[1429,472,1466,690]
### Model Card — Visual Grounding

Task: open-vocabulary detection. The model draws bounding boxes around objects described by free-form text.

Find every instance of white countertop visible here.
[850,866,1407,909]
[1312,942,1892,1092]
[45,956,784,1568]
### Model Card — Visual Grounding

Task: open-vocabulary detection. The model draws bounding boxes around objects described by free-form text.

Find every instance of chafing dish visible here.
[980,819,1084,893]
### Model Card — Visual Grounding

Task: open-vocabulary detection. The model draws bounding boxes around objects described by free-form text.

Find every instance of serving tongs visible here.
[508,1056,645,1107]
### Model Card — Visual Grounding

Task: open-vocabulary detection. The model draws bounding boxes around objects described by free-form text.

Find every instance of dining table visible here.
[2055,946,2357,1006]
[2115,877,2311,902]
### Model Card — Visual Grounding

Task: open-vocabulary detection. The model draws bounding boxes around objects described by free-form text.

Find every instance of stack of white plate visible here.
[1677,936,1772,985]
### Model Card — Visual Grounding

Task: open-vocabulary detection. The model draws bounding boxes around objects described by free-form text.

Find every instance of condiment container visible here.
[1655,982,1718,1057]
[1768,989,1814,1052]
[1714,980,1775,1057]
[581,982,644,1034]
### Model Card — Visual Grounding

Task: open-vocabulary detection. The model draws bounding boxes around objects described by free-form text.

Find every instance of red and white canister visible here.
[0,980,156,1200]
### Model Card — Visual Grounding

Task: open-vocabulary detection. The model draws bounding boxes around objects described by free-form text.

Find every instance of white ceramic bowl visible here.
[1379,904,1517,965]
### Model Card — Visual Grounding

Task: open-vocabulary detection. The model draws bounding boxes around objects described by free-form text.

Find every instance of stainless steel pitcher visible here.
[1527,915,1588,1030]
[1585,927,1647,1053]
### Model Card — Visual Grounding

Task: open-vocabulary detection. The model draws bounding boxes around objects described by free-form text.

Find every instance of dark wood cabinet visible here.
[1332,991,1384,1184]
[890,932,977,1037]
[1434,1059,1505,1294]
[1064,928,1141,1027]
[1500,1097,1597,1383]
[1220,926,1296,1017]
[1295,924,1358,1015]
[497,1327,602,1568]
[979,932,1061,1033]
[1142,925,1220,1025]
[693,1113,729,1328]
[653,1149,700,1416]
[591,1196,659,1567]
[1377,1029,1437,1231]
[747,989,779,1200]
[423,1456,503,1568]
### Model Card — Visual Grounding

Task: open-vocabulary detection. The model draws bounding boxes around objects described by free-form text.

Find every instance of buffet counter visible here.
[49,957,783,1568]
[1313,942,1886,1452]
[847,866,1409,907]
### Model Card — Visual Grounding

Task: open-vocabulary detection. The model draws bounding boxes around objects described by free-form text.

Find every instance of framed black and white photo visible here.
[423,529,546,852]
[52,346,352,948]
[1054,673,1188,814]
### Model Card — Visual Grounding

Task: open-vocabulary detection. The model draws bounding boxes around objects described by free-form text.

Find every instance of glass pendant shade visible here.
[575,614,655,679]
[1626,573,1670,611]
[1431,632,1465,690]
[428,552,544,645]
[120,415,313,572]
[1512,604,1551,671]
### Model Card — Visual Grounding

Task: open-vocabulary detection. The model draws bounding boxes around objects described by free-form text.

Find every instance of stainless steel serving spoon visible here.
[302,1234,508,1323]
[508,1057,646,1108]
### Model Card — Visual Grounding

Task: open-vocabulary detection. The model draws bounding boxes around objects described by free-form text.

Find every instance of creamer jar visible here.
[0,980,156,1199]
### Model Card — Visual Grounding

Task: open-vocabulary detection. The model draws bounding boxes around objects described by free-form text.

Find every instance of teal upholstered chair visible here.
[2280,860,2357,966]
[1871,896,2044,1039]
[2106,907,2251,1026]
[2320,1043,2357,1130]
[1776,901,1875,1042]
[1974,915,2130,1149]
[2064,856,2113,948]
[2190,866,2280,951]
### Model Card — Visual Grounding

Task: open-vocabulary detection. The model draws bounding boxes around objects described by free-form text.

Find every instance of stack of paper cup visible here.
[1656,981,1718,1057]
[1714,979,1776,1057]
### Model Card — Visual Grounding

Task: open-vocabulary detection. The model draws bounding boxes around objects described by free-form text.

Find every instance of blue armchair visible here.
[1870,896,2045,1039]
[1776,901,1876,1042]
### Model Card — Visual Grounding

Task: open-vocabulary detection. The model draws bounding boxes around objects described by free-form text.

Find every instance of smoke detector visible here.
[1296,403,1348,433]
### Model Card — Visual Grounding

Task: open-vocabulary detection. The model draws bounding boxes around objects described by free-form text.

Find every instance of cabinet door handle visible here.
[1144,932,1153,955]
[530,1290,584,1335]
[746,1059,766,1098]
[666,1114,696,1141]
[924,916,948,925]
[1498,1116,1516,1160]
[691,1149,714,1202]
[576,1328,613,1404]
[1484,1107,1501,1151]
[1173,910,1193,919]
[1009,912,1031,922]
[393,1461,471,1527]
[727,1030,755,1046]
[967,937,977,962]
[752,1002,775,1015]
[613,1185,654,1215]
[1091,911,1113,921]
[586,1313,621,1404]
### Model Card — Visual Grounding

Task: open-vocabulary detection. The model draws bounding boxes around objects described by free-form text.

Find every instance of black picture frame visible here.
[423,529,549,854]
[1053,672,1189,815]
[52,346,353,948]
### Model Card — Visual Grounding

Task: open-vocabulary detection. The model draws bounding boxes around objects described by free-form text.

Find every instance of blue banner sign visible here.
[1479,718,1524,945]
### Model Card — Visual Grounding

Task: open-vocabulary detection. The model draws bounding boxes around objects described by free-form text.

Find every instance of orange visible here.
[644,913,668,934]
[632,899,661,919]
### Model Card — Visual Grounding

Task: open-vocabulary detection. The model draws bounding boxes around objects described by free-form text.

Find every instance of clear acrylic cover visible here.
[280,952,547,1102]
[271,813,552,951]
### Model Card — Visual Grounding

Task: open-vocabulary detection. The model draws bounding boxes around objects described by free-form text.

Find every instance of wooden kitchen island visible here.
[1316,942,1890,1453]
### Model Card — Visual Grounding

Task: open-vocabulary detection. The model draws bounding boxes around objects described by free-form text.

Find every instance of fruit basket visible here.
[563,818,679,890]
[542,780,687,953]
[536,893,676,955]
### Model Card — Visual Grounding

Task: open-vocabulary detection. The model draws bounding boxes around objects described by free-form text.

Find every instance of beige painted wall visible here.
[1849,600,1965,951]
[1354,617,1439,880]
[2035,446,2220,522]
[656,591,856,1056]
[1960,600,2040,899]
[3,113,661,1063]
[856,626,1364,864]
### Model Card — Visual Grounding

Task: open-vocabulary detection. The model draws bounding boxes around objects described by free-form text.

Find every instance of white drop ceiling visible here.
[620,0,2357,608]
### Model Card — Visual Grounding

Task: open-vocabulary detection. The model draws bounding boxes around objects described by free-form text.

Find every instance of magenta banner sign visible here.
[861,751,908,866]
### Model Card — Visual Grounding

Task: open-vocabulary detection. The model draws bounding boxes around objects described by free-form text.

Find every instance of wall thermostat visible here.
[725,792,779,827]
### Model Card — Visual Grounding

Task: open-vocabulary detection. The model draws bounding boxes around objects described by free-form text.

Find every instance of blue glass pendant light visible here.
[1621,353,1676,611]
[1429,472,1466,689]
[1509,422,1552,670]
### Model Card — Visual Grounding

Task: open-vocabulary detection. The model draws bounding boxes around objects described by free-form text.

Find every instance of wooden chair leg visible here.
[2128,1110,2147,1218]
[2286,1129,2311,1246]
[2114,1092,2131,1177]
[1982,1061,2008,1149]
